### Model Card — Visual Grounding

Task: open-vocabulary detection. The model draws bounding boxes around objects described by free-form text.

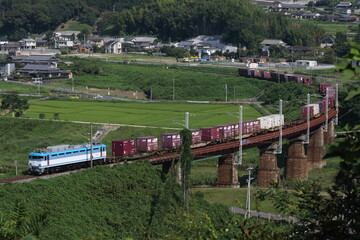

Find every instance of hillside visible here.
[0,0,324,49]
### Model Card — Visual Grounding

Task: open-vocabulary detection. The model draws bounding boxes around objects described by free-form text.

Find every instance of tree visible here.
[0,92,29,117]
[180,128,193,212]
[333,32,350,57]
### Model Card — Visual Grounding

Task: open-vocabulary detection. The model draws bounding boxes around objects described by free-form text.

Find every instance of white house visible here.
[54,40,74,49]
[0,38,8,45]
[105,40,123,54]
[296,60,317,67]
[19,39,36,49]
[53,31,81,41]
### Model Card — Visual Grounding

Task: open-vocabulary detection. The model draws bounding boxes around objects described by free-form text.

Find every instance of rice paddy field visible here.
[25,100,261,129]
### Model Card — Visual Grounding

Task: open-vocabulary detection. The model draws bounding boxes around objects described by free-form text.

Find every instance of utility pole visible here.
[72,77,74,92]
[237,105,243,165]
[90,123,93,168]
[185,112,189,129]
[325,87,329,132]
[245,167,254,219]
[274,99,283,154]
[173,78,175,101]
[108,87,110,96]
[335,83,339,125]
[305,93,310,144]
[225,84,228,102]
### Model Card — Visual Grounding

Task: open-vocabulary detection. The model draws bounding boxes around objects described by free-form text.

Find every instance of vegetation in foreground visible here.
[0,162,292,240]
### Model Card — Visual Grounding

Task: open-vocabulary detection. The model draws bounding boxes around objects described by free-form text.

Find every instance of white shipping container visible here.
[257,116,274,130]
[270,114,284,128]
[308,104,320,115]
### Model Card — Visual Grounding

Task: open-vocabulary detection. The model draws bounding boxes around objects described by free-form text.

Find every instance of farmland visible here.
[59,57,272,101]
[25,100,262,128]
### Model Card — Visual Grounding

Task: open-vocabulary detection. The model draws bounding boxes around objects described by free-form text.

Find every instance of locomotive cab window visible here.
[29,156,44,160]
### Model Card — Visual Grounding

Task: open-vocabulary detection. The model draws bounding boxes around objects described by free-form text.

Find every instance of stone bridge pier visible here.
[324,120,335,145]
[307,127,326,170]
[257,143,280,187]
[162,159,182,183]
[215,154,240,188]
[286,136,308,181]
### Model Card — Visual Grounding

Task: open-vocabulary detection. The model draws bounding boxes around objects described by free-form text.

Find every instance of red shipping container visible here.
[253,69,261,78]
[231,122,239,136]
[263,71,271,79]
[303,77,312,86]
[242,120,261,134]
[319,83,331,93]
[201,127,220,141]
[136,136,158,152]
[112,139,135,157]
[218,124,233,138]
[191,130,202,144]
[162,133,181,148]
[301,106,315,119]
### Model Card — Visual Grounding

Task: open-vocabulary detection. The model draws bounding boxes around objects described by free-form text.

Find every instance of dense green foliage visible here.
[259,82,317,120]
[0,0,324,48]
[98,0,324,49]
[0,162,292,239]
[180,128,193,211]
[62,57,272,101]
[0,92,29,117]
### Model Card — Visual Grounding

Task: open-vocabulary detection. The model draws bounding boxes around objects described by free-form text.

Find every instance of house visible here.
[288,45,311,53]
[54,40,74,49]
[105,40,123,54]
[339,9,352,14]
[0,38,8,45]
[88,38,105,47]
[128,37,157,47]
[260,39,287,47]
[301,12,321,19]
[7,55,63,65]
[35,39,48,47]
[0,62,15,76]
[296,60,317,67]
[53,31,81,41]
[335,2,352,8]
[19,63,71,78]
[0,42,21,53]
[269,3,305,12]
[320,37,335,48]
[19,39,36,49]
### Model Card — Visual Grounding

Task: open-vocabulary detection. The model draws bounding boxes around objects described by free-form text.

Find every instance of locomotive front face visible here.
[28,153,47,174]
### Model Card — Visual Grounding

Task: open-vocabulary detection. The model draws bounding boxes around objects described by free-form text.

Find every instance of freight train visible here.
[28,84,336,175]
[238,68,312,86]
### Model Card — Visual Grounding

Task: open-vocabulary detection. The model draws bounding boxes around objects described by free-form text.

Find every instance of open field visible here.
[25,100,261,128]
[317,22,357,36]
[60,57,272,101]
[0,81,46,94]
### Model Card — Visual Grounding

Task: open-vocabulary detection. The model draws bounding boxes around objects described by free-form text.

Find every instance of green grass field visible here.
[25,100,261,128]
[317,22,356,36]
[60,57,272,101]
[0,81,44,94]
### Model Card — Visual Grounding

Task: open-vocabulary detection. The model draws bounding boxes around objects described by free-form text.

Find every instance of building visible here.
[295,60,317,67]
[88,38,105,47]
[105,40,123,54]
[19,39,36,49]
[260,39,287,47]
[320,37,335,48]
[0,62,15,76]
[335,2,352,8]
[0,38,8,45]
[7,55,62,65]
[53,31,81,41]
[19,63,71,78]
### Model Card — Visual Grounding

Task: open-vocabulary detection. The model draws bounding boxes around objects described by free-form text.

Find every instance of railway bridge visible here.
[146,109,337,187]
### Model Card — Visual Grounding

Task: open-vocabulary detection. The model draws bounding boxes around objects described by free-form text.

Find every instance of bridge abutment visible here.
[162,159,182,183]
[216,154,240,188]
[257,144,280,187]
[307,127,326,170]
[286,138,308,181]
[324,120,335,145]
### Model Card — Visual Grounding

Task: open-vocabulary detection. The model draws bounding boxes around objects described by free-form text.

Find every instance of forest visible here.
[0,0,324,51]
